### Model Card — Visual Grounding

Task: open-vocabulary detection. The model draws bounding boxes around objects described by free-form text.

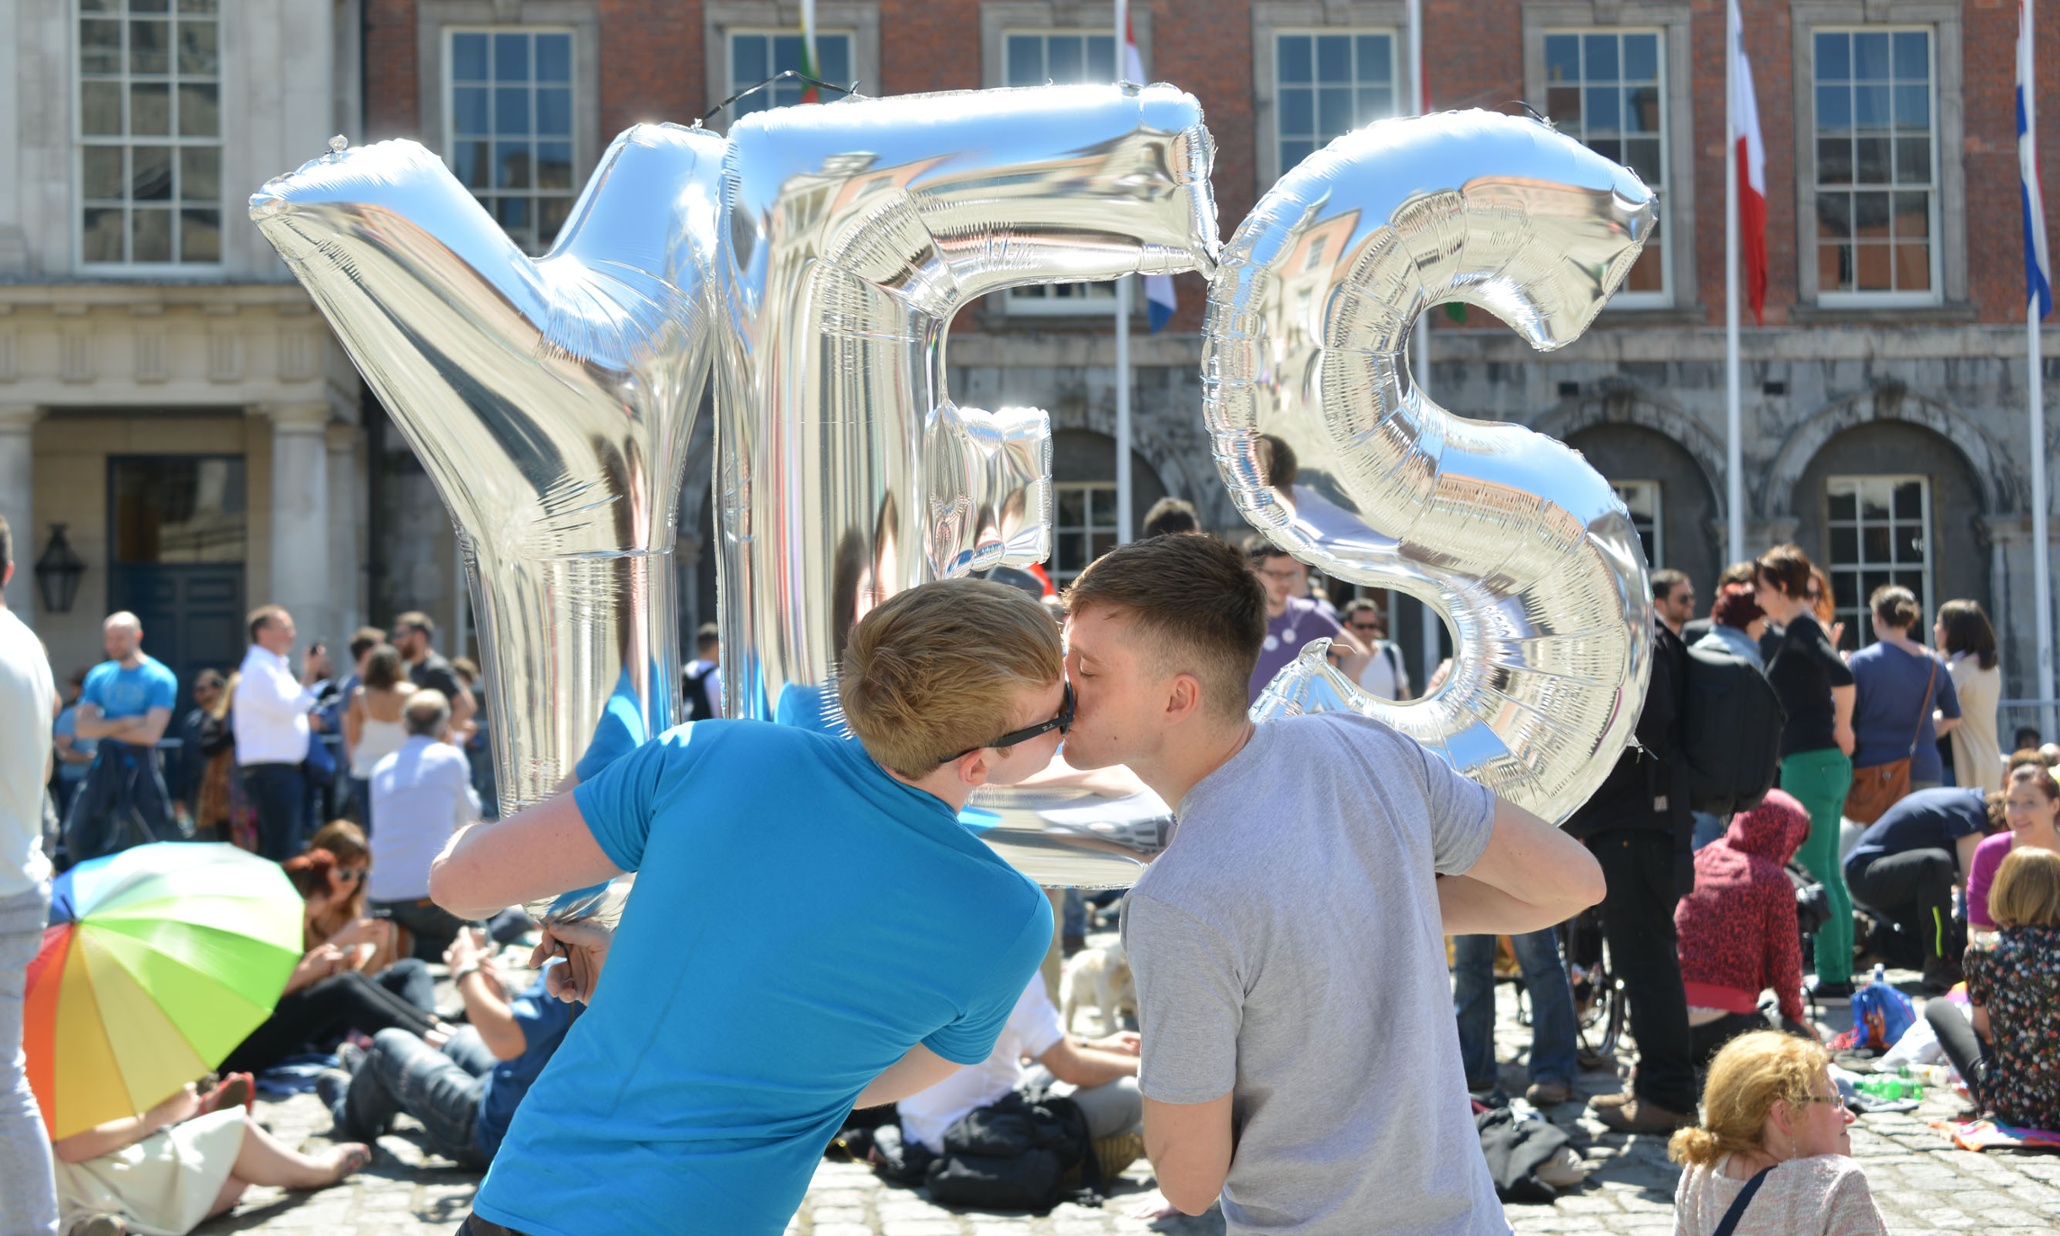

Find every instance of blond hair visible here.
[839,579,1063,779]
[1991,847,2060,931]
[1669,1032,1830,1168]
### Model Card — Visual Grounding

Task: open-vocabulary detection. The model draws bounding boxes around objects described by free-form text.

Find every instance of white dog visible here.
[1060,940,1136,1036]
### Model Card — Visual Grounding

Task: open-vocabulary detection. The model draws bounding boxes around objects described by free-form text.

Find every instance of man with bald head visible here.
[66,610,181,861]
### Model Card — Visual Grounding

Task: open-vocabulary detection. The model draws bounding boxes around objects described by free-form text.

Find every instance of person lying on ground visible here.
[52,1081,368,1236]
[427,579,1068,1236]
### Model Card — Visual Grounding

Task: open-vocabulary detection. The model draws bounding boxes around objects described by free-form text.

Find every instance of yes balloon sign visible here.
[251,87,1654,881]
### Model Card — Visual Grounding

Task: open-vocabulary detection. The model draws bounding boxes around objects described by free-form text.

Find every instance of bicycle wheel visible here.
[1559,910,1625,1061]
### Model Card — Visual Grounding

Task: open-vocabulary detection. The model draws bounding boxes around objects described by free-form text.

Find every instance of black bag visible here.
[1474,1106,1573,1204]
[923,1091,1100,1213]
[1681,642,1787,815]
[683,663,718,722]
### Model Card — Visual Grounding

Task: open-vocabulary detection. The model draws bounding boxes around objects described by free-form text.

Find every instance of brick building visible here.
[3,0,2055,725]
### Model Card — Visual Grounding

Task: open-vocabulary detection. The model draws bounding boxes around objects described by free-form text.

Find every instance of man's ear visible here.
[953,749,993,789]
[1162,672,1204,725]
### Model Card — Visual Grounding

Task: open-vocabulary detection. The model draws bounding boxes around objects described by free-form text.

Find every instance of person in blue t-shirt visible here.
[1843,785,1999,991]
[1850,585,1962,789]
[428,580,1066,1236]
[322,927,579,1166]
[66,611,181,861]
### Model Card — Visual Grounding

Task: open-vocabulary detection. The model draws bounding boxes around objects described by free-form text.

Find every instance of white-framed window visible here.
[1544,29,1667,303]
[1612,480,1663,568]
[446,28,576,254]
[78,0,223,267]
[726,29,853,117]
[1274,30,1397,174]
[1811,28,1938,301]
[1052,482,1120,583]
[1004,30,1121,315]
[1825,475,1931,648]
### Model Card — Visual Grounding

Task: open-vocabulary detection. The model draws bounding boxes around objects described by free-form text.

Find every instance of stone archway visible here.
[1531,385,1730,526]
[1762,383,2016,520]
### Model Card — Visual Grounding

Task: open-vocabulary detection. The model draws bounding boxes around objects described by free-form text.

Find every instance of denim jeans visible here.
[0,884,58,1236]
[1451,927,1579,1089]
[242,762,309,861]
[335,1026,494,1167]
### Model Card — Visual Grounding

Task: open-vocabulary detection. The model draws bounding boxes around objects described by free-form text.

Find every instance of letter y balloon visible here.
[1214,110,1658,825]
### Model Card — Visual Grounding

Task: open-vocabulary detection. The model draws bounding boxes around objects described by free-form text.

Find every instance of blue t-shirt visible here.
[473,979,581,1158]
[1850,643,1960,780]
[52,705,96,783]
[81,655,177,723]
[475,720,1052,1236]
[1845,786,1989,875]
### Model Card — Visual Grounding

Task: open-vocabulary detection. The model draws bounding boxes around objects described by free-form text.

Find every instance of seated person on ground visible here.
[1669,1031,1886,1235]
[1840,785,2000,991]
[369,690,480,962]
[53,1080,367,1235]
[1966,767,2060,933]
[1675,791,1812,1068]
[323,927,580,1168]
[896,972,1143,1163]
[1924,847,2060,1134]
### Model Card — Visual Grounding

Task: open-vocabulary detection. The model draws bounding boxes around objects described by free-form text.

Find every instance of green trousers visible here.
[1782,748,1855,984]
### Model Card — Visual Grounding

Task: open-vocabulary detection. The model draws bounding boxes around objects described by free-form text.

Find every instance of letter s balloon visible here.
[1206,109,1658,824]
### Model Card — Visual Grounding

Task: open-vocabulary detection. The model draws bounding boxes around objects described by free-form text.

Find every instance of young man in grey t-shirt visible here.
[1059,536,1606,1234]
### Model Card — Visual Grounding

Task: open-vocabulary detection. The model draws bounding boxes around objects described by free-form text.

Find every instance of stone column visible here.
[326,421,361,641]
[263,403,334,645]
[0,405,40,623]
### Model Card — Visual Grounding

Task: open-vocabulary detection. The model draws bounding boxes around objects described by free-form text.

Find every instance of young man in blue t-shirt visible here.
[66,610,180,859]
[429,579,1066,1236]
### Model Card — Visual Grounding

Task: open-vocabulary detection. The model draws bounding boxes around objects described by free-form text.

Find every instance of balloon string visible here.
[703,71,863,126]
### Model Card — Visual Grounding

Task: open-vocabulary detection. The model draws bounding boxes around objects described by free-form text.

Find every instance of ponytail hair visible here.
[1668,1032,1829,1168]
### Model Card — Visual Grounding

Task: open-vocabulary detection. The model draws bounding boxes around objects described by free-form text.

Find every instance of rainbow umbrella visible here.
[25,842,303,1138]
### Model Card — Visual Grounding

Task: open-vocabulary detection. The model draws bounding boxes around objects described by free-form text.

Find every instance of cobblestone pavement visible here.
[191,964,2060,1235]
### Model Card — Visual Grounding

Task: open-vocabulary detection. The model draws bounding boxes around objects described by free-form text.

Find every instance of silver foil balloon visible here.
[964,764,1173,890]
[251,124,724,814]
[1206,110,1657,824]
[716,84,1217,725]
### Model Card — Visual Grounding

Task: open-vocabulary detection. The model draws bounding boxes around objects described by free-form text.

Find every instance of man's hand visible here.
[530,918,613,1004]
[1090,1030,1141,1056]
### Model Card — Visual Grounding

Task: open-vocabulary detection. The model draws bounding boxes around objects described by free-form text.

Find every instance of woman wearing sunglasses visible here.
[1669,1031,1887,1235]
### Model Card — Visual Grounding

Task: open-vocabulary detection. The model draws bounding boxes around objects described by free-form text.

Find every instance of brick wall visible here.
[356,0,2060,330]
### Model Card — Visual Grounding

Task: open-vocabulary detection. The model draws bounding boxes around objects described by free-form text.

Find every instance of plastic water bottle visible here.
[1870,962,1887,989]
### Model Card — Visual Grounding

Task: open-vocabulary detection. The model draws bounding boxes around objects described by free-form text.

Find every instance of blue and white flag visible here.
[1124,20,1178,331]
[2023,0,2052,318]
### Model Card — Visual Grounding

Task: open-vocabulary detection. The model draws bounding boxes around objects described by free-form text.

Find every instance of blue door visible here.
[107,456,247,714]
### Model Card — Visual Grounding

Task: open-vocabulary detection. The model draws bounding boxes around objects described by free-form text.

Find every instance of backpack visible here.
[1681,642,1786,816]
[922,1090,1101,1213]
[683,663,718,722]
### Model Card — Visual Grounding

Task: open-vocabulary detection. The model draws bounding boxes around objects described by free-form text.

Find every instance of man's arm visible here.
[72,702,133,741]
[124,705,172,747]
[429,792,622,921]
[1438,798,1606,936]
[1036,1034,1141,1089]
[1142,1094,1234,1215]
[854,1043,965,1109]
[1955,831,1983,889]
[449,682,479,743]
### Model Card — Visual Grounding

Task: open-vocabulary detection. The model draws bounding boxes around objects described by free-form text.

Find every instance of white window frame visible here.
[1522,4,1696,314]
[1253,3,1412,194]
[1270,28,1401,180]
[704,3,882,128]
[1805,25,1941,306]
[1824,474,1933,648]
[1789,2,1967,314]
[1051,480,1120,583]
[75,0,226,272]
[1539,26,1672,308]
[997,25,1127,317]
[1612,480,1664,568]
[721,27,858,117]
[442,26,580,255]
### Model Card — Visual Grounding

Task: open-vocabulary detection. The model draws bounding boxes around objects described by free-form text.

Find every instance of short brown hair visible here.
[1753,544,1814,601]
[1990,847,2060,931]
[2008,748,2053,775]
[1717,560,1757,588]
[349,626,387,662]
[247,604,288,641]
[1064,534,1267,722]
[1669,1031,1831,1168]
[394,610,435,638]
[1650,568,1689,602]
[839,580,1064,779]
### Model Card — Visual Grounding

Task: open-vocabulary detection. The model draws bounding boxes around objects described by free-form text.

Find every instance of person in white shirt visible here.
[683,623,724,721]
[896,973,1144,1157]
[370,691,480,961]
[1340,599,1413,701]
[235,605,318,860]
[0,515,60,1236]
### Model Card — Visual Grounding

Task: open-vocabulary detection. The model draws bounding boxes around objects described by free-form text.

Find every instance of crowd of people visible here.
[4,477,2060,1236]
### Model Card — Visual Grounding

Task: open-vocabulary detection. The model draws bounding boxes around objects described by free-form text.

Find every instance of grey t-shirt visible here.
[1123,712,1505,1234]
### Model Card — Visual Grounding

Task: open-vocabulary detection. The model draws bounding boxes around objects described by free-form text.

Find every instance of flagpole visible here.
[2036,291,2054,739]
[1724,2,1745,566]
[1113,0,1134,545]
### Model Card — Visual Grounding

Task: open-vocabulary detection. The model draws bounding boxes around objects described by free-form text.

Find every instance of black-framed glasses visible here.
[942,682,1074,764]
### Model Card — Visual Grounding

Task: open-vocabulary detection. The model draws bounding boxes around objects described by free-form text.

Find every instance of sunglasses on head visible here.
[941,682,1074,765]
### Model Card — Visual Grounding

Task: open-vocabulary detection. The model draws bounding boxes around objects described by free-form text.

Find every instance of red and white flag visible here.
[1730,0,1767,324]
